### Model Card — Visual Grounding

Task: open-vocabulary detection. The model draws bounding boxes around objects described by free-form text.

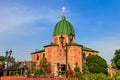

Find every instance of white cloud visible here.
[87,36,120,64]
[0,4,60,40]
[0,4,61,61]
[0,6,35,33]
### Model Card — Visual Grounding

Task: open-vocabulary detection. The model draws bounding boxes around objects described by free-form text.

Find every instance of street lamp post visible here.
[59,33,74,78]
[5,49,15,68]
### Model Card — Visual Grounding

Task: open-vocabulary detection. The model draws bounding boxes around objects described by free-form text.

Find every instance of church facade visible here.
[31,13,98,76]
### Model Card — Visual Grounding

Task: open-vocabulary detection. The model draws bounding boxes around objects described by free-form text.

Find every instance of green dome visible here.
[53,15,75,36]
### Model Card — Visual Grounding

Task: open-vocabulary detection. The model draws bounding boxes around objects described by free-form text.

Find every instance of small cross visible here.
[62,6,66,13]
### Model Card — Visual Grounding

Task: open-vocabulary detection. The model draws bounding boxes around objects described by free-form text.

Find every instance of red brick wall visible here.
[1,76,77,80]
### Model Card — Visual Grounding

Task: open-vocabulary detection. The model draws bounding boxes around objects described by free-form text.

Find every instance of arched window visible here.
[36,55,39,60]
[43,53,45,58]
[89,53,91,55]
[82,52,86,59]
[64,49,66,56]
[60,49,62,56]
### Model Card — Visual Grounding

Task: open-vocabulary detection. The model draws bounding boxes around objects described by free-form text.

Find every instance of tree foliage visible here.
[74,66,81,80]
[86,55,108,74]
[82,73,111,80]
[39,57,51,74]
[0,56,5,68]
[0,56,4,61]
[33,68,44,76]
[82,63,89,74]
[111,49,120,70]
[74,66,80,72]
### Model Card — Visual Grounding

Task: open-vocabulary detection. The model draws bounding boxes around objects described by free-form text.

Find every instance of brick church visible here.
[31,10,98,76]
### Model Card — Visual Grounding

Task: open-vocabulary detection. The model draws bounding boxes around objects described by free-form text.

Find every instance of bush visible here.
[74,66,80,72]
[117,76,120,80]
[33,68,45,76]
[74,72,81,80]
[82,73,111,80]
[11,71,19,76]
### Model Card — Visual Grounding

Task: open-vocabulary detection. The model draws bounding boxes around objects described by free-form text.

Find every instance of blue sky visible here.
[0,0,120,64]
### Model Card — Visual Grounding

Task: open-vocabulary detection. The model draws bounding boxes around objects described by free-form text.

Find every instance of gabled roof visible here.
[82,46,98,52]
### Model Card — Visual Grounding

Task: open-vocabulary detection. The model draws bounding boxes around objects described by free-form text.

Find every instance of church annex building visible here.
[31,12,98,76]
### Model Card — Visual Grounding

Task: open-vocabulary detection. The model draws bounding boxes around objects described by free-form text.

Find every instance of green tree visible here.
[39,57,51,74]
[95,73,111,80]
[82,73,94,80]
[33,68,44,76]
[74,66,80,72]
[86,55,108,74]
[74,66,81,80]
[112,70,120,80]
[0,56,4,61]
[0,56,5,68]
[111,49,120,70]
[82,73,111,80]
[82,63,89,74]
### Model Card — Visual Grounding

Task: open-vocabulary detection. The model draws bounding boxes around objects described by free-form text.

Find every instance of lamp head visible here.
[69,33,74,42]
